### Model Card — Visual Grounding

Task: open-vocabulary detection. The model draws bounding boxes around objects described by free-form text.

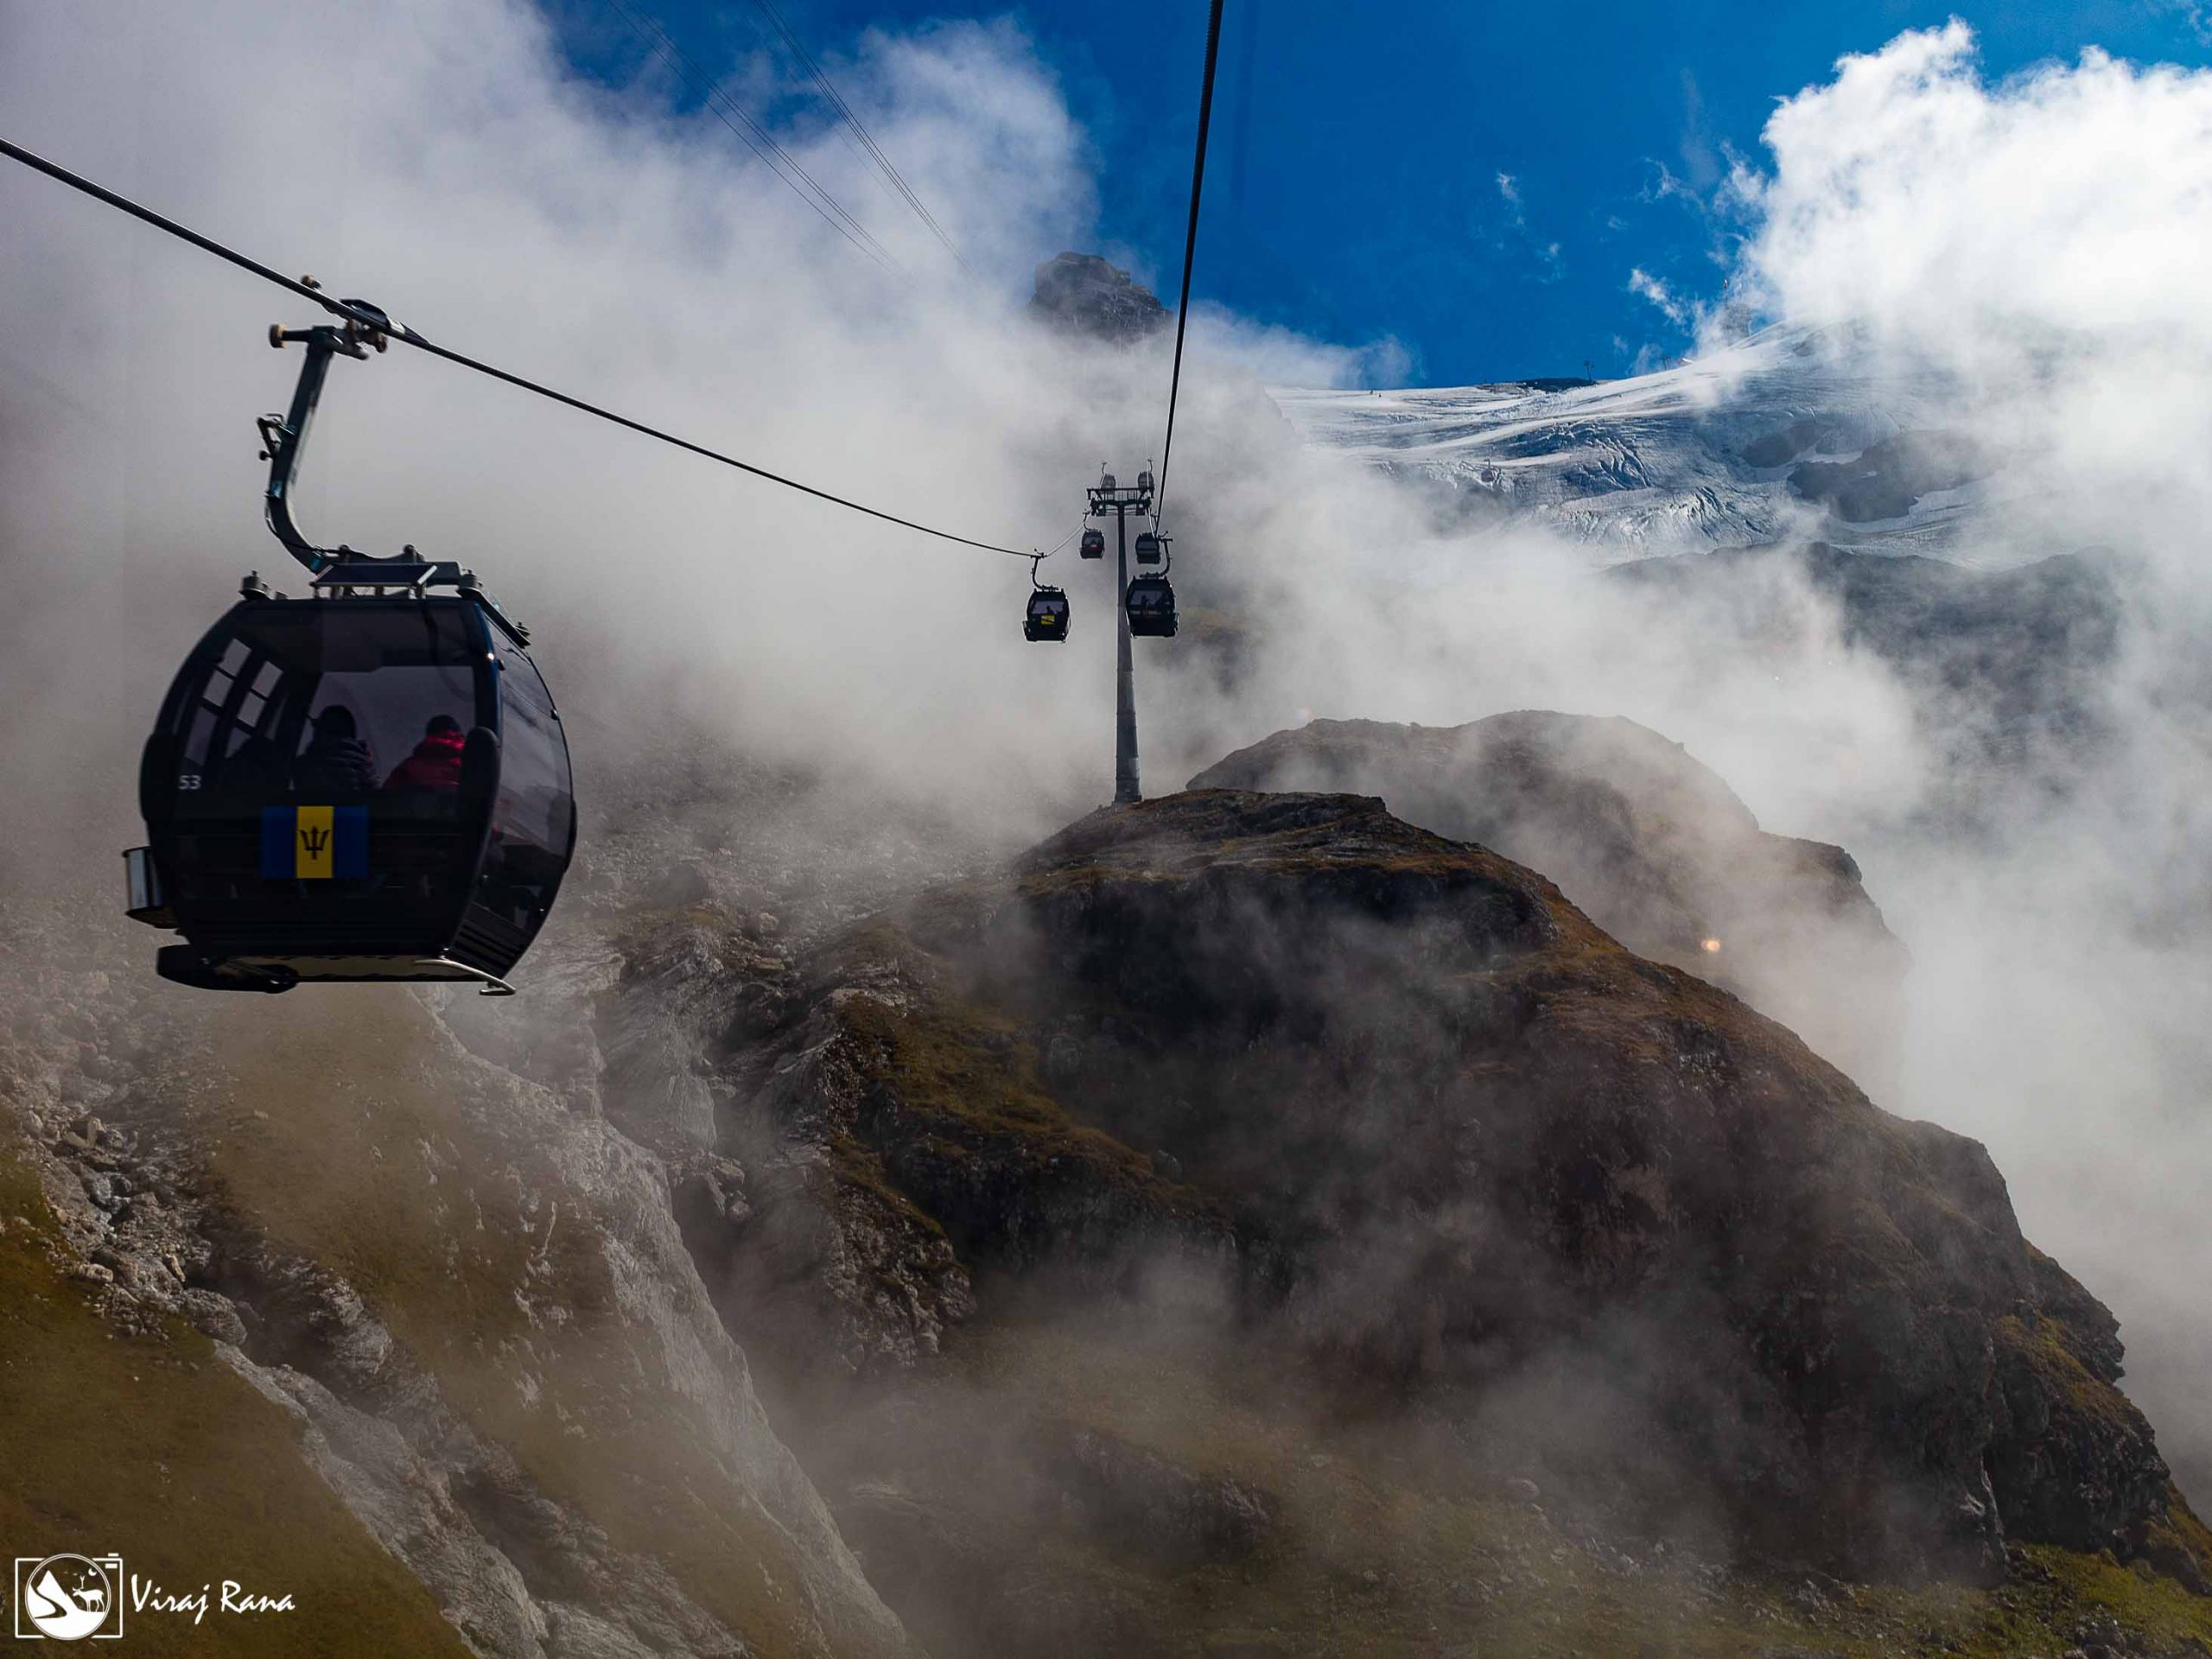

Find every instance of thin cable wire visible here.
[0,133,1037,558]
[1153,0,1226,525]
[747,0,970,274]
[607,0,899,273]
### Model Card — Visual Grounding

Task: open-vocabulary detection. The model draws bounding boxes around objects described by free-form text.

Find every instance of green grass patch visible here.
[837,992,1166,1189]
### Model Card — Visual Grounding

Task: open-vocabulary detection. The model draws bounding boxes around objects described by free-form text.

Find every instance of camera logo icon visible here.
[13,1554,124,1641]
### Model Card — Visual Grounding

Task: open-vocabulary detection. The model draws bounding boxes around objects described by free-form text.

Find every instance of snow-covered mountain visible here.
[1274,324,2046,560]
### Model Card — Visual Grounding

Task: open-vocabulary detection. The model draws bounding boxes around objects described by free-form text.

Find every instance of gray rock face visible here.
[1191,711,1910,1100]
[1028,252,1169,345]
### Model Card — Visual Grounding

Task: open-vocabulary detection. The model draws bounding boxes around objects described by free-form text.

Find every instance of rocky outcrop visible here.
[1035,1424,1275,1568]
[653,911,1233,1378]
[1028,252,1169,344]
[1191,712,1910,1098]
[698,790,2202,1593]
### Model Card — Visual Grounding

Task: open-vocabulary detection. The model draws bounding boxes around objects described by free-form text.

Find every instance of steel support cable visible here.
[606,0,899,273]
[747,0,971,273]
[0,133,1038,558]
[1153,0,1226,525]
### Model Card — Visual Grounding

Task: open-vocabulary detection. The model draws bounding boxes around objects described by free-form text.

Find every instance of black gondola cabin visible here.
[1024,586,1071,641]
[129,581,575,994]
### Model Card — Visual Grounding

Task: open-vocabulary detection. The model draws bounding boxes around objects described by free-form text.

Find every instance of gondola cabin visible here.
[1124,574,1178,638]
[1024,586,1071,641]
[1079,528,1105,560]
[1133,531,1162,565]
[126,573,575,994]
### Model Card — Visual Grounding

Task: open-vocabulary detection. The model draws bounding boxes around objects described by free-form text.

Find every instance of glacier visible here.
[1271,323,2065,563]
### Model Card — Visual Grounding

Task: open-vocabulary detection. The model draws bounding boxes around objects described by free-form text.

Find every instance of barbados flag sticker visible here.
[261,805,369,880]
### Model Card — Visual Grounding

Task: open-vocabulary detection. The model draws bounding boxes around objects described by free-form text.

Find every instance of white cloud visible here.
[0,0,1336,831]
[1626,266,1688,325]
[1716,18,2212,1493]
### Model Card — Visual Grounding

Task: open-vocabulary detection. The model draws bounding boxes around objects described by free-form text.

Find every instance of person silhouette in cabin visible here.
[383,714,467,792]
[292,704,377,794]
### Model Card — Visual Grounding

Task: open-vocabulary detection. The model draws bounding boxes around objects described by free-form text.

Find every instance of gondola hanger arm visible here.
[259,301,407,576]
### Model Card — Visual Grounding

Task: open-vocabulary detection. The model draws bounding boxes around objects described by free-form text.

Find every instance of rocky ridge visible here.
[632,790,2211,1605]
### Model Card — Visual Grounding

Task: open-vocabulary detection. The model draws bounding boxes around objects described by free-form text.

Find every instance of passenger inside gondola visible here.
[383,714,467,792]
[291,705,377,794]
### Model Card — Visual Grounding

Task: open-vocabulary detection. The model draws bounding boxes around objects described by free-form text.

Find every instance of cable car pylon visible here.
[1085,465,1156,804]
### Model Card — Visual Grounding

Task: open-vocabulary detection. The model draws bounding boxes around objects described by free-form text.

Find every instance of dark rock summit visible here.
[1028,251,1169,344]
[690,789,2206,1598]
[1192,711,1910,1098]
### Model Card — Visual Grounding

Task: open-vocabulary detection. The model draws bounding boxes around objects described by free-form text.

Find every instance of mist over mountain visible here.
[1192,711,1910,1097]
[3,3,2212,1656]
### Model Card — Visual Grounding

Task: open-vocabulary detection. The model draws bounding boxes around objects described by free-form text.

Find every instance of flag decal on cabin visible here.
[260,805,369,879]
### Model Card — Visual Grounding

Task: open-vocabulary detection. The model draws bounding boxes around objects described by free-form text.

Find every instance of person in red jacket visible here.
[383,714,467,792]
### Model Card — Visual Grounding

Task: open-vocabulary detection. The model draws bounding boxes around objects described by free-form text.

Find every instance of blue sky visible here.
[558,2,2212,386]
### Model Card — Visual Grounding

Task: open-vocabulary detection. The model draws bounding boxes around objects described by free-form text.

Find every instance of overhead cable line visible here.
[606,0,901,274]
[747,0,972,274]
[1153,0,1226,524]
[0,133,1038,558]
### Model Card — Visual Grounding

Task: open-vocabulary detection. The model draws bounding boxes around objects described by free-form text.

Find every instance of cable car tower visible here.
[1084,465,1155,804]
